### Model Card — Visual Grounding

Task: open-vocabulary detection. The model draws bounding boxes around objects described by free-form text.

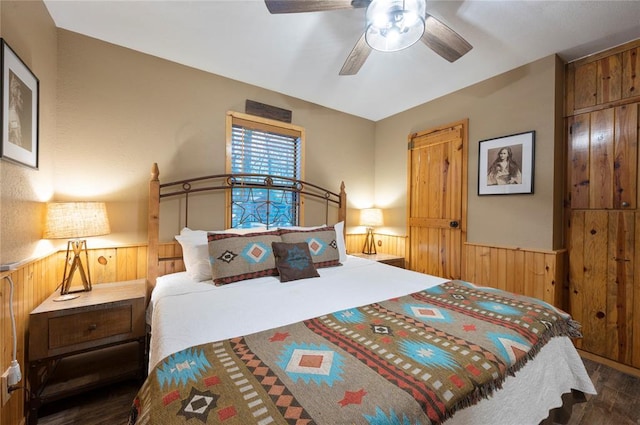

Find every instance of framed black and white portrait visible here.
[1,39,39,169]
[478,131,534,195]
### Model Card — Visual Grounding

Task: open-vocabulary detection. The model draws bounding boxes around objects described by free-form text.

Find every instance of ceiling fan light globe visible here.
[371,12,390,28]
[365,0,426,52]
[402,10,420,28]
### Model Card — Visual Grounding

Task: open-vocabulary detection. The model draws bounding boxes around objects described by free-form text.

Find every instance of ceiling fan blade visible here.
[339,33,372,75]
[421,14,472,63]
[265,0,368,14]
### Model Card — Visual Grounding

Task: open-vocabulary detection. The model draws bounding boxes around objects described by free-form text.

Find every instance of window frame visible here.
[225,111,306,228]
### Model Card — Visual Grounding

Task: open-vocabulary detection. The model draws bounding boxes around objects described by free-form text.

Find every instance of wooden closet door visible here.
[567,102,639,367]
[568,104,638,210]
[566,41,640,370]
[407,120,467,278]
[569,210,639,366]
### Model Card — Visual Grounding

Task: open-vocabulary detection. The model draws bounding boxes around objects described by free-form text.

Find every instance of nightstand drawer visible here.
[49,305,132,350]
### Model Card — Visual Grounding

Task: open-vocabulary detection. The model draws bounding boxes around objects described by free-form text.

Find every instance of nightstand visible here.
[352,252,405,268]
[28,279,147,424]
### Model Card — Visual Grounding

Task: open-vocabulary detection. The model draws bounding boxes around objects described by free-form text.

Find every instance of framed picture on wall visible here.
[478,131,534,195]
[1,38,39,169]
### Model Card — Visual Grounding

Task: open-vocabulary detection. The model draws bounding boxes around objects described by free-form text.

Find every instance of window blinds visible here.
[230,124,301,180]
[230,122,302,228]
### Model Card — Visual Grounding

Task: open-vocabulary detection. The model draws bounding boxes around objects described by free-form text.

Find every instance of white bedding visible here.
[148,255,596,425]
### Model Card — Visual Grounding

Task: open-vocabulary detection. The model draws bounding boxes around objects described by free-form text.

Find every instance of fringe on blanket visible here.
[439,315,583,424]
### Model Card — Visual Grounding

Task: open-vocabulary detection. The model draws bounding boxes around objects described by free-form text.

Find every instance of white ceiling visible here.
[43,0,640,121]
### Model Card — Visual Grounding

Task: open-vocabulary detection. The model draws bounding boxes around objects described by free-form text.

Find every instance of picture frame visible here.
[478,131,534,195]
[1,38,39,169]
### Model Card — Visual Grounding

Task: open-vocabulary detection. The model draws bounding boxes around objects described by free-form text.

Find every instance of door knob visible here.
[449,221,459,228]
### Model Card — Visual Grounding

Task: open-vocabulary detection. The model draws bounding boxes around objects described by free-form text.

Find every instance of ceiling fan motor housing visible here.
[365,0,426,52]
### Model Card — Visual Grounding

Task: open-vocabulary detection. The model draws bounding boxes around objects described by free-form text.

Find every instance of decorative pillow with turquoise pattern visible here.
[278,226,341,269]
[207,230,282,286]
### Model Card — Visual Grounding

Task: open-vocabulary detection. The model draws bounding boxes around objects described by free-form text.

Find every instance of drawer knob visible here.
[88,324,97,331]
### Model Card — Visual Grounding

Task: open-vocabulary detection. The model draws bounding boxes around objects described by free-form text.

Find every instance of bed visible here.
[130,164,595,425]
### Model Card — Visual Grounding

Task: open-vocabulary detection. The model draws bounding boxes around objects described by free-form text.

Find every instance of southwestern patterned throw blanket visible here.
[129,280,581,425]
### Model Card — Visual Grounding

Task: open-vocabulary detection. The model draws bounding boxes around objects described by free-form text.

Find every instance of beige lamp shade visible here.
[360,208,383,227]
[44,202,111,239]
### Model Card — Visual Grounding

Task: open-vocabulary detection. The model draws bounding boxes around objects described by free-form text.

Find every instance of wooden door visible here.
[407,120,467,278]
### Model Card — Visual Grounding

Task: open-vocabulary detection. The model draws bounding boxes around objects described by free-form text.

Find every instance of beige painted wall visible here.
[55,30,375,244]
[374,55,564,251]
[0,0,57,264]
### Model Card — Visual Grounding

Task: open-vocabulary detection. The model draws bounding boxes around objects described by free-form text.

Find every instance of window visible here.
[226,112,304,229]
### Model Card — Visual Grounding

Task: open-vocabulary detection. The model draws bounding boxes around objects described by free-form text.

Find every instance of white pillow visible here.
[174,233,211,282]
[334,221,347,262]
[277,224,326,231]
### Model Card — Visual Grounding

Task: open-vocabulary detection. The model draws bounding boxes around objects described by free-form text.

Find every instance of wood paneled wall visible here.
[156,242,185,279]
[345,233,407,257]
[1,255,59,425]
[344,236,565,310]
[462,242,566,308]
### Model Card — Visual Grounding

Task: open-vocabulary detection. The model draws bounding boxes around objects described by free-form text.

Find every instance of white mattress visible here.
[148,255,596,425]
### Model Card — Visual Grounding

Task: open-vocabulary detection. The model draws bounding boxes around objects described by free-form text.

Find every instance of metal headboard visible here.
[159,173,343,229]
[146,163,347,293]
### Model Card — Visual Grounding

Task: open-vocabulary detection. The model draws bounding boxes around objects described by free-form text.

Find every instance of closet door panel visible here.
[607,211,634,363]
[589,109,615,209]
[574,61,597,109]
[568,113,591,209]
[622,48,640,100]
[614,103,638,209]
[597,54,622,105]
[578,211,609,356]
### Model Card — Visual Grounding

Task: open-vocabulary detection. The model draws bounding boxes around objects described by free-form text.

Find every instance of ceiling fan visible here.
[264,0,472,75]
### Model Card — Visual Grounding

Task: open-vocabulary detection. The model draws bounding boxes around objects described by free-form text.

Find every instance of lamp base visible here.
[60,239,93,296]
[362,228,377,255]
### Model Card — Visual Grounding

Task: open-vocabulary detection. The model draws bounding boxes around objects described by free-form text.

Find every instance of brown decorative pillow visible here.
[272,242,320,282]
[278,226,341,269]
[207,230,282,286]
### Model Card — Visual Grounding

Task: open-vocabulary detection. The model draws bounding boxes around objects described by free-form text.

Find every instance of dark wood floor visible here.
[37,358,640,425]
[565,358,640,425]
[37,379,140,425]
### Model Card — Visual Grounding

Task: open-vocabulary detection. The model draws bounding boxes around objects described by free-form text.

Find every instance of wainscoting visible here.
[462,242,566,309]
[346,235,566,309]
[344,233,407,257]
[1,255,58,425]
